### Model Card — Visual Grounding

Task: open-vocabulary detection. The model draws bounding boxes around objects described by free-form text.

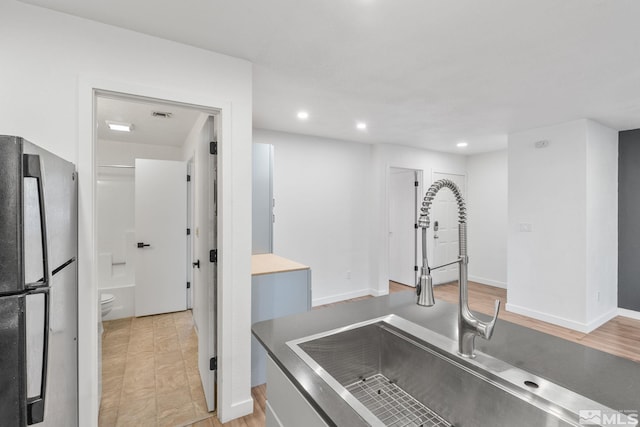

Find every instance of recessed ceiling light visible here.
[297,111,309,120]
[456,142,468,148]
[356,122,367,130]
[106,121,133,132]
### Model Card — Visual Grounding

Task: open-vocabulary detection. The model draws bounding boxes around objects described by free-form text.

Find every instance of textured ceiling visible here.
[20,0,640,153]
[97,96,202,147]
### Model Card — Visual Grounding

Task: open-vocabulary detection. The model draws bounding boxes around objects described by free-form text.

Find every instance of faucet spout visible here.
[416,179,500,358]
[416,226,434,306]
[416,269,434,307]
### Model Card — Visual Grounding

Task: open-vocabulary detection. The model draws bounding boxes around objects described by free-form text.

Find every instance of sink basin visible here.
[287,315,636,427]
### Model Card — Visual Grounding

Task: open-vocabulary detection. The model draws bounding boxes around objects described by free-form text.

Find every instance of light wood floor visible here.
[425,281,640,363]
[103,281,640,427]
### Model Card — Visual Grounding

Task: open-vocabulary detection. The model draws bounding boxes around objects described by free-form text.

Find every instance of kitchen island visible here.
[252,291,640,426]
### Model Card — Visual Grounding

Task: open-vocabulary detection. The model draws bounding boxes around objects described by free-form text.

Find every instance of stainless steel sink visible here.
[287,315,636,427]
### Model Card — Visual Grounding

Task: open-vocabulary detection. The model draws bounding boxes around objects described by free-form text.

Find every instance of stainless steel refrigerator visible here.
[0,136,78,426]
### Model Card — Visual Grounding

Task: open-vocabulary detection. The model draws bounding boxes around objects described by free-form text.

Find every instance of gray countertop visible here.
[252,291,640,426]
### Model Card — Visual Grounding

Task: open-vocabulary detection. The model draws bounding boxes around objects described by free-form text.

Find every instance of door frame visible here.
[77,78,241,426]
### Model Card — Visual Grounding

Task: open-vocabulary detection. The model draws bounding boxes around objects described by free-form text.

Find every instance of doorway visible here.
[94,92,219,425]
[388,168,423,287]
[429,172,466,285]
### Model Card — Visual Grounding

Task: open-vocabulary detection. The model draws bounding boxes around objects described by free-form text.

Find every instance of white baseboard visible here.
[468,275,507,289]
[370,288,389,297]
[505,303,617,333]
[618,308,640,320]
[219,397,254,423]
[585,308,619,332]
[312,288,373,306]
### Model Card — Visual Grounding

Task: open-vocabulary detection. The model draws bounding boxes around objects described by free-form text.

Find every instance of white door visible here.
[192,116,217,411]
[430,172,466,285]
[134,159,187,317]
[389,169,419,286]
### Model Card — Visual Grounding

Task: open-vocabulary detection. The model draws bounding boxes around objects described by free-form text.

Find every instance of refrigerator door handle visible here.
[23,154,50,424]
[23,154,50,289]
[25,287,50,425]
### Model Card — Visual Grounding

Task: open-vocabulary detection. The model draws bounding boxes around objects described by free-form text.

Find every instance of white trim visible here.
[585,308,619,332]
[78,76,251,426]
[370,288,389,297]
[468,275,507,289]
[506,303,618,333]
[312,288,374,307]
[618,308,640,320]
[219,398,254,424]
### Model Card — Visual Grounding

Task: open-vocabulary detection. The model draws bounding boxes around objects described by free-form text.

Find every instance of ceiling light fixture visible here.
[456,141,468,148]
[356,122,367,130]
[106,121,133,132]
[297,111,309,120]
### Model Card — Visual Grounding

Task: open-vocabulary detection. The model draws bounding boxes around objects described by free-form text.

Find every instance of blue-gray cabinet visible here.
[251,254,311,386]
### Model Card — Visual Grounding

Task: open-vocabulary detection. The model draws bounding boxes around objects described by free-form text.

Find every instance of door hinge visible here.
[414,181,419,187]
[210,249,217,263]
[414,223,418,229]
[187,174,191,182]
[186,282,191,289]
[210,141,218,155]
[187,228,191,235]
[210,357,217,371]
[414,266,419,272]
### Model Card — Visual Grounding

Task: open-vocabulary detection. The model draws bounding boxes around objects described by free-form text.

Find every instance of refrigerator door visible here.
[0,136,24,295]
[23,140,77,272]
[0,136,52,294]
[0,294,27,426]
[1,288,54,426]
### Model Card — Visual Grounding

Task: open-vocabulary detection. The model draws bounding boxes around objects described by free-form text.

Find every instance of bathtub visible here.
[99,284,135,321]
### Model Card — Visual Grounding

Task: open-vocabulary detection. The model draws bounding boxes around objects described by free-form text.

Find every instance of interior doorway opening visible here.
[94,91,219,425]
[388,168,423,288]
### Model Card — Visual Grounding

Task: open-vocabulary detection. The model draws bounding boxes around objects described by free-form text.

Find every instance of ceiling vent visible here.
[152,111,173,118]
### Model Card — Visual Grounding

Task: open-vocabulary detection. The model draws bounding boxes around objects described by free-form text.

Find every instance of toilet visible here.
[100,293,115,318]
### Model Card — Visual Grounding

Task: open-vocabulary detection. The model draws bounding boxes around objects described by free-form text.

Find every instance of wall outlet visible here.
[519,223,533,232]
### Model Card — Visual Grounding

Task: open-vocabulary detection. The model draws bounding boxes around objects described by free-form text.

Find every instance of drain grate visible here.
[345,374,452,427]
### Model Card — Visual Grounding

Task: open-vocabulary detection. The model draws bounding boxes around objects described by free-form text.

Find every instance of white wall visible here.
[466,150,508,288]
[507,119,617,332]
[0,2,252,424]
[370,144,467,295]
[585,120,618,323]
[253,129,372,305]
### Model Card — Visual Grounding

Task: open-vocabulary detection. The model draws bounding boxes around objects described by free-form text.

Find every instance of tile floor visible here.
[99,310,212,427]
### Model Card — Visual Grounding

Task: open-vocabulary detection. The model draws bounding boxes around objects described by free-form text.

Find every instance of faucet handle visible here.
[485,299,501,339]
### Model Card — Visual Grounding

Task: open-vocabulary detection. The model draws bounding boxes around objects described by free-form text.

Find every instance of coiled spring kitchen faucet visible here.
[416,179,500,358]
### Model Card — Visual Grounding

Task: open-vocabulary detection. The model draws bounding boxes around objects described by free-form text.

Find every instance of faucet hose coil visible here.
[419,179,466,228]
